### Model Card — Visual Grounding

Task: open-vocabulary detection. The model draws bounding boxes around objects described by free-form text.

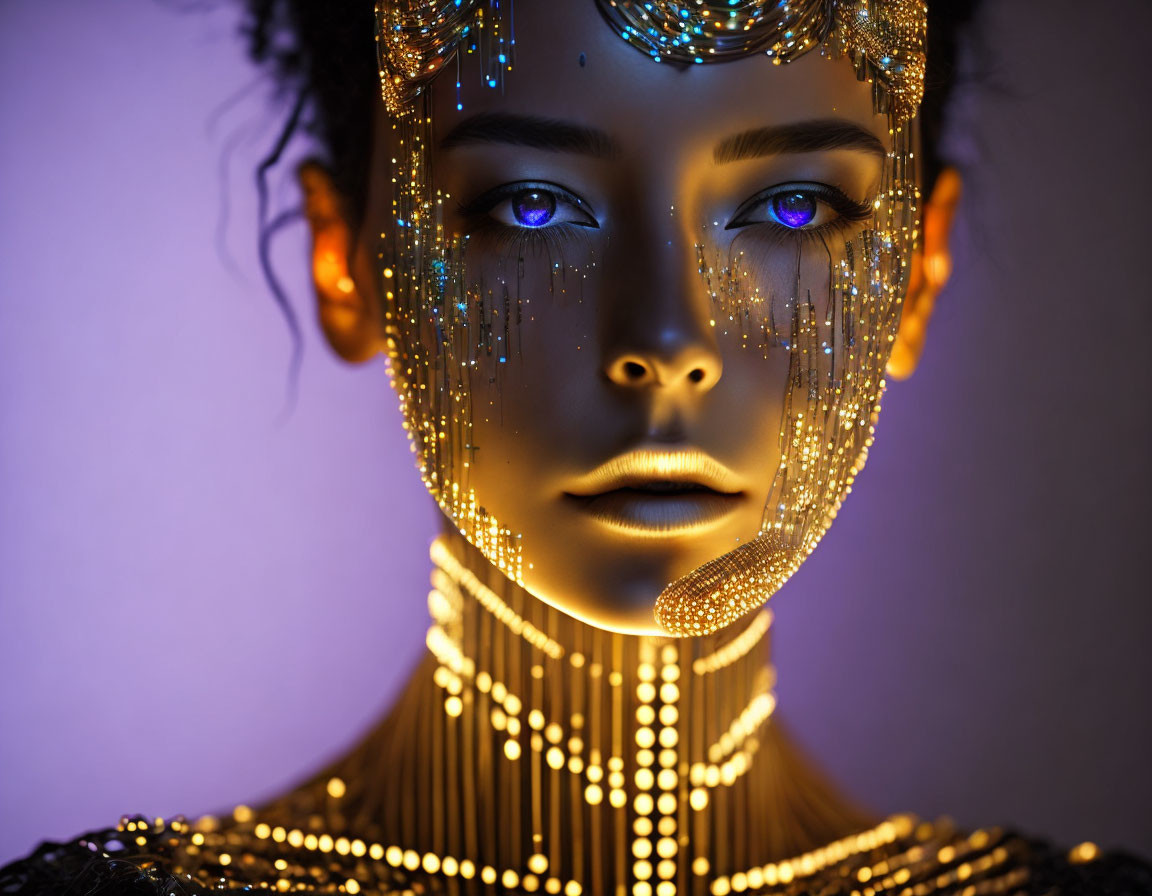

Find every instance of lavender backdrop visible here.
[2,0,1149,862]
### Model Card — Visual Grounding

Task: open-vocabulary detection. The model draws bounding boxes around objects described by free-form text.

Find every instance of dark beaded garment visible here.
[3,812,1150,895]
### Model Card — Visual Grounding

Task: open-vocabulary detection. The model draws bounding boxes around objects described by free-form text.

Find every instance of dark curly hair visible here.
[238,1,982,361]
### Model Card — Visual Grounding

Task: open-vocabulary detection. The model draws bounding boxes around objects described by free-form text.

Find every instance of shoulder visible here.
[0,817,210,895]
[778,817,1152,896]
[1006,835,1152,896]
[865,820,1152,896]
[0,815,411,896]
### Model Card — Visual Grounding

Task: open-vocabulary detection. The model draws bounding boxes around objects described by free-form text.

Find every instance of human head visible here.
[256,1,968,635]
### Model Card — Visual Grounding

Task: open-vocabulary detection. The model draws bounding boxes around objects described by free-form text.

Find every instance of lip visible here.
[564,448,745,536]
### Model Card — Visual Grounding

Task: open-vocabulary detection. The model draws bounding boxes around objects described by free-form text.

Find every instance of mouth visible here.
[563,448,745,536]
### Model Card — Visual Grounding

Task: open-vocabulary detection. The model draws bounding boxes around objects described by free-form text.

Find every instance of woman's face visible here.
[365,2,895,633]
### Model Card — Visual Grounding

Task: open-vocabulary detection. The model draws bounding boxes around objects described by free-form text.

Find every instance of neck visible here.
[310,533,879,895]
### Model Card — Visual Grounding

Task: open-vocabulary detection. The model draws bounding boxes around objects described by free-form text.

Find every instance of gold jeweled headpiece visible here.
[377,1,926,121]
[374,0,929,636]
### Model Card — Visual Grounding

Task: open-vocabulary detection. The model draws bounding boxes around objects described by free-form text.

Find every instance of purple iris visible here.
[513,190,557,228]
[771,191,817,229]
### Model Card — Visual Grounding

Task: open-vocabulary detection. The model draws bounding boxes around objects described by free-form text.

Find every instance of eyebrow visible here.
[440,113,619,158]
[713,118,886,164]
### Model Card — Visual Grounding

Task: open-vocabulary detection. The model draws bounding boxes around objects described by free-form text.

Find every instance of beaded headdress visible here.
[378,1,926,121]
[373,0,928,635]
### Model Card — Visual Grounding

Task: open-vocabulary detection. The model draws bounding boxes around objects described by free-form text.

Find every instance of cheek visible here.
[707,333,791,501]
[457,231,604,419]
[442,239,606,509]
[702,228,841,349]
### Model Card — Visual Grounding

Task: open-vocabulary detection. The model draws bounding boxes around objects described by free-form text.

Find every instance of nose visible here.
[603,343,720,390]
[600,200,723,393]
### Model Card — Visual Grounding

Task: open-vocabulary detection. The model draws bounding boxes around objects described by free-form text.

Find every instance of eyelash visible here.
[456,180,873,253]
[458,181,598,256]
[725,182,873,239]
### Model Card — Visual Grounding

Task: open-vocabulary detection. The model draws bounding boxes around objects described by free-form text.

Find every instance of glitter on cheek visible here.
[658,120,920,635]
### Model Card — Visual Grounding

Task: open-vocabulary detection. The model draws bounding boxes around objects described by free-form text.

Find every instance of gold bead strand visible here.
[611,633,627,894]
[527,588,547,893]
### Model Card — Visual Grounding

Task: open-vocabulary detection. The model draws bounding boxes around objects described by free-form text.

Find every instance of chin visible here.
[520,544,719,636]
[538,595,666,637]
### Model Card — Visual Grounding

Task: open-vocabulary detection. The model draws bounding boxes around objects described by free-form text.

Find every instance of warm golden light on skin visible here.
[887,165,962,379]
[298,163,385,363]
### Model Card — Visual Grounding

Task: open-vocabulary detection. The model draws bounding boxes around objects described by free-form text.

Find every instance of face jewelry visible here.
[374,1,927,634]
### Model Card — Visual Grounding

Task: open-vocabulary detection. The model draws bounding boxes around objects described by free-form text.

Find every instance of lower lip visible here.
[565,488,743,537]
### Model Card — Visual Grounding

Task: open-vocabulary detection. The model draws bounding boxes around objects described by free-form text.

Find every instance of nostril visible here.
[623,361,647,380]
[688,368,705,384]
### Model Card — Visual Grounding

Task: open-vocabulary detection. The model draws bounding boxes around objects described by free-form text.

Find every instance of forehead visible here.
[427,0,886,157]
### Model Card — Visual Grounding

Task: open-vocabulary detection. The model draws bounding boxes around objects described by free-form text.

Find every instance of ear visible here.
[298,160,384,363]
[886,166,963,380]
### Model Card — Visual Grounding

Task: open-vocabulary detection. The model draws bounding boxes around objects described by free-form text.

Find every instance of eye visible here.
[768,192,818,228]
[461,182,599,230]
[725,182,871,232]
[509,190,556,228]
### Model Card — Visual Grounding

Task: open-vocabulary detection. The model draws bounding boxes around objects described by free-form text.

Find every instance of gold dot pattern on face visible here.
[373,0,927,634]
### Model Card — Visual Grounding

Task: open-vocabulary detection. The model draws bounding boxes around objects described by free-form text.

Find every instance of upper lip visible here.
[564,448,744,496]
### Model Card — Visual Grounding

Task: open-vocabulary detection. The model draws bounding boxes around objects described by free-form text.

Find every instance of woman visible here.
[2,1,1148,893]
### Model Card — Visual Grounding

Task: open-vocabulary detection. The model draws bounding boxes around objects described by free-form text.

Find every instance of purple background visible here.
[2,0,1150,863]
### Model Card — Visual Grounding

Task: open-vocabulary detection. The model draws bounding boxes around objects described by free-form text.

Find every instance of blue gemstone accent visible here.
[771,192,817,228]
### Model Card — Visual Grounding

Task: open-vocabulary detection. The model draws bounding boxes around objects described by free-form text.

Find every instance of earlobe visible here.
[298,160,384,363]
[887,166,962,380]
